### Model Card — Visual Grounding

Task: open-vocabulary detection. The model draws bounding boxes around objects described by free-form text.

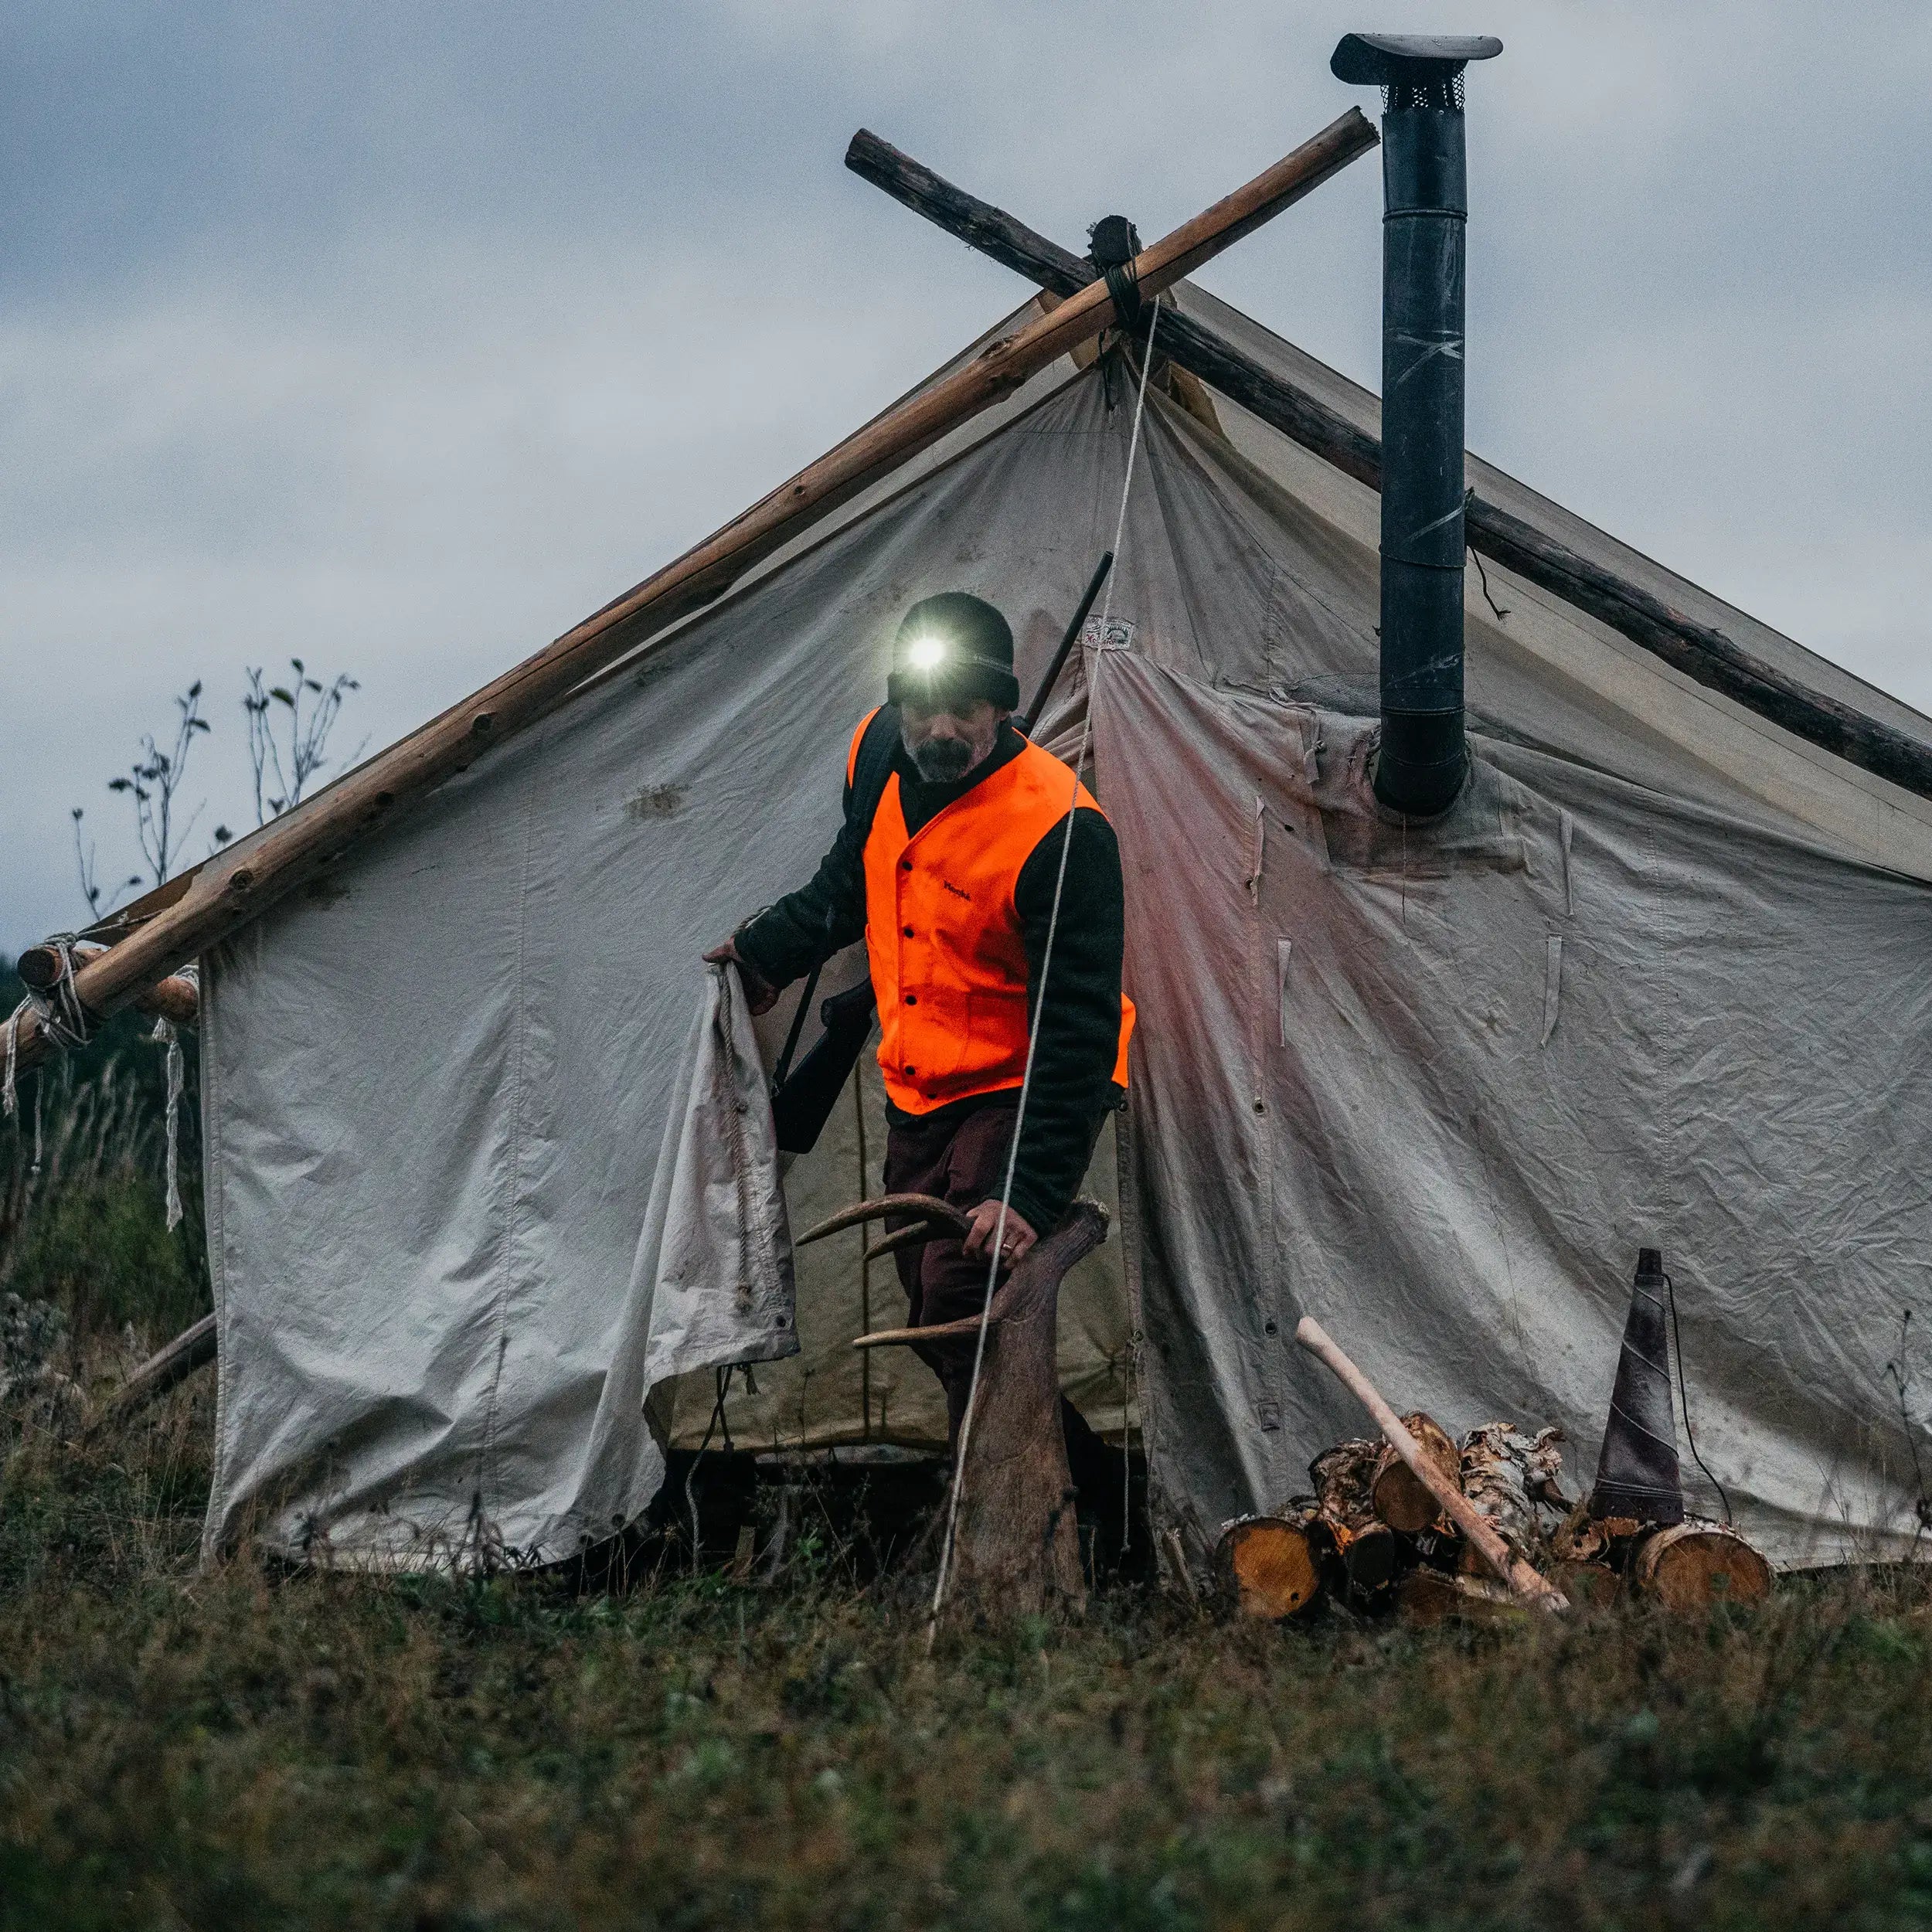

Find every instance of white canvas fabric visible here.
[199,290,1932,1571]
[1090,650,1932,1568]
[631,965,797,1392]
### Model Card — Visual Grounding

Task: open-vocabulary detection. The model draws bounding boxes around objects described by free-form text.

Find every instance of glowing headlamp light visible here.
[905,633,949,672]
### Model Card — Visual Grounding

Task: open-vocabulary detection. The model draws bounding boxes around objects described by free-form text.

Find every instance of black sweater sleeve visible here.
[732,780,867,988]
[1005,805,1127,1234]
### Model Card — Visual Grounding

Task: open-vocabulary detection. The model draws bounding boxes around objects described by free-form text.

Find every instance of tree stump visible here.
[1371,1411,1460,1532]
[1215,1515,1323,1621]
[1632,1519,1773,1612]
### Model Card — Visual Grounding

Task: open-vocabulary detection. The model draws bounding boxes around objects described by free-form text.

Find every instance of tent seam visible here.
[477,737,548,1547]
[198,948,233,1565]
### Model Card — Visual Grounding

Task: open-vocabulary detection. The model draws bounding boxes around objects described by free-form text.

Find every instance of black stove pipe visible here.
[1332,33,1501,815]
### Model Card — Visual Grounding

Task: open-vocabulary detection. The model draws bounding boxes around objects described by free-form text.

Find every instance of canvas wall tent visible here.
[192,269,1932,1574]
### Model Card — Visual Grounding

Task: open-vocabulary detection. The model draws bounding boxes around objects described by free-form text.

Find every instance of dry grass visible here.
[5,1030,1932,1926]
[4,1373,1932,1931]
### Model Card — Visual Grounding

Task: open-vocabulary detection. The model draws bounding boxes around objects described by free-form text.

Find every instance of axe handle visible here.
[1296,1316,1568,1613]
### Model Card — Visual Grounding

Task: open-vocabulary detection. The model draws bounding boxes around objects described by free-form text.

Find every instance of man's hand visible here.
[960,1200,1038,1269]
[702,937,780,1017]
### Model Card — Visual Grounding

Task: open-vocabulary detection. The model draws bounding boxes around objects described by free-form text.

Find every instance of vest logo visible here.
[940,880,972,902]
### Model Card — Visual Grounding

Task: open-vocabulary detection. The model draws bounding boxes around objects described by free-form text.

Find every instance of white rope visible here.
[155,1016,185,1230]
[927,299,1162,1638]
[4,934,94,1124]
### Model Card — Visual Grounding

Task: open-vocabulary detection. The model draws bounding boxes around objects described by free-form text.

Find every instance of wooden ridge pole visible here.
[1295,1317,1569,1613]
[846,130,1932,807]
[6,110,1377,1074]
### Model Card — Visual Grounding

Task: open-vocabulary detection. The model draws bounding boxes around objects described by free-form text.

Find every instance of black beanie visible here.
[886,592,1020,711]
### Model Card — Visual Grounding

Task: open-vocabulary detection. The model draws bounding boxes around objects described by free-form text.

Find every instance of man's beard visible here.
[905,732,977,784]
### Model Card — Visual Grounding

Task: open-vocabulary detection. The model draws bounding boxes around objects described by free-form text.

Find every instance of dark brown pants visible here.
[882,1097,1021,1446]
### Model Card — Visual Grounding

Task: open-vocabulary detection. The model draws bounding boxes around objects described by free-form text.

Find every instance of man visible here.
[705,590,1133,1446]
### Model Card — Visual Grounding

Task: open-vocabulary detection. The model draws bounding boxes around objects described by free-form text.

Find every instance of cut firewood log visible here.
[1553,1560,1620,1608]
[1340,1522,1400,1595]
[1458,1422,1569,1571]
[1308,1438,1400,1602]
[1215,1514,1323,1621]
[1372,1411,1460,1532]
[1295,1319,1567,1613]
[1311,1437,1380,1524]
[1631,1519,1772,1613]
[1399,1569,1528,1629]
[1553,1502,1639,1567]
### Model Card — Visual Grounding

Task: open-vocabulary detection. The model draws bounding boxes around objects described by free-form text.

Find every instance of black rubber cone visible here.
[1588,1247,1685,1525]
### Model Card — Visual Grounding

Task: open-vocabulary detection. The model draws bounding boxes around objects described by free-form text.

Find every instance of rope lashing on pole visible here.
[4,935,94,1130]
[927,298,1163,1641]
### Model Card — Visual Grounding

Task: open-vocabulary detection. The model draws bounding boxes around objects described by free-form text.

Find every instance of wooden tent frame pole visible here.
[846,128,1932,807]
[5,110,1377,1073]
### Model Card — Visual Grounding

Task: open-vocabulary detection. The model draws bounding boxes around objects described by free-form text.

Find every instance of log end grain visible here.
[1633,1520,1773,1613]
[1553,1560,1621,1609]
[1215,1516,1322,1621]
[1372,1411,1461,1532]
[1338,1521,1400,1596]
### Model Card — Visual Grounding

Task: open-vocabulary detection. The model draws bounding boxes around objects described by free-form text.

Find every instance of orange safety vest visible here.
[849,710,1135,1115]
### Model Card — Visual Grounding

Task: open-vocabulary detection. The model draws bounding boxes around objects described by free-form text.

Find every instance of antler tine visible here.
[851,1324,931,1350]
[863,1220,950,1263]
[852,1311,994,1350]
[794,1192,971,1247]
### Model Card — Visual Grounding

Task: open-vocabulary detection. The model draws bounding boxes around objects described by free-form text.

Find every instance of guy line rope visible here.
[927,296,1162,1640]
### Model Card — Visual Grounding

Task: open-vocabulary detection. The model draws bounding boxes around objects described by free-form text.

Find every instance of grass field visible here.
[6,1018,1932,1928]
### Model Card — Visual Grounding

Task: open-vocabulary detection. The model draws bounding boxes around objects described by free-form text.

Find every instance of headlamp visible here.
[906,634,948,671]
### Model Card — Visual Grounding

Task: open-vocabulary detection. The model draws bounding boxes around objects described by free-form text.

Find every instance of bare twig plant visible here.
[70,682,216,920]
[244,659,362,825]
[109,682,213,889]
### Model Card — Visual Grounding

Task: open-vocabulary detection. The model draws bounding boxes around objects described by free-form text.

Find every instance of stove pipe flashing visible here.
[1332,32,1501,815]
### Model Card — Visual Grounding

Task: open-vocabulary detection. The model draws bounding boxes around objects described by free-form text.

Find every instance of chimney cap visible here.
[1331,33,1502,85]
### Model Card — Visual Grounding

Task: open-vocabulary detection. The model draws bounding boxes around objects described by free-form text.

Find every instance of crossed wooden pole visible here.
[5,109,1378,1066]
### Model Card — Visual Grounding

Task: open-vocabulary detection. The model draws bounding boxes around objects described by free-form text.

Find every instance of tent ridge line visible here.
[5,111,1378,1073]
[846,133,1932,807]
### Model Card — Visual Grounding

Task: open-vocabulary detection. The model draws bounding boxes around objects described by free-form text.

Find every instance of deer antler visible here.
[794,1192,971,1247]
[862,1221,955,1263]
[852,1198,1110,1350]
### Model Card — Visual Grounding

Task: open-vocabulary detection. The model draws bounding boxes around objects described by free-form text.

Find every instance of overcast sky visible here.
[5,2,1929,951]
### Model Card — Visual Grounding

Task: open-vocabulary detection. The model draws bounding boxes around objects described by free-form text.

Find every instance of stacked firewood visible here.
[1215,1415,1771,1624]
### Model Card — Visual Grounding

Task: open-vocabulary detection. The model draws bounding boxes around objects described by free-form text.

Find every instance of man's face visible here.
[900,696,1005,784]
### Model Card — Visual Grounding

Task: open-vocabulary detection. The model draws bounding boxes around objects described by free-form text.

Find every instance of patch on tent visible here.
[1284,717,1568,897]
[626,783,688,821]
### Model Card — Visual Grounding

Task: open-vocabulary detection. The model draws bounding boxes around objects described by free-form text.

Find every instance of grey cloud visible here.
[5,1,1930,946]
